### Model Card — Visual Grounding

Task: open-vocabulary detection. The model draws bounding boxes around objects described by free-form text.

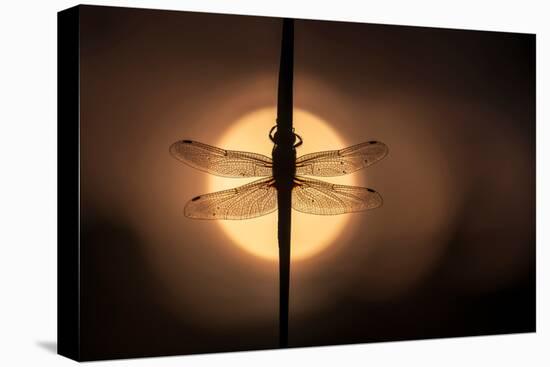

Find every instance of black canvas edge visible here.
[57,5,81,362]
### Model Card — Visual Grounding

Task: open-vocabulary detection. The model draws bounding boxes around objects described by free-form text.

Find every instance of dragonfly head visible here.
[269,125,303,148]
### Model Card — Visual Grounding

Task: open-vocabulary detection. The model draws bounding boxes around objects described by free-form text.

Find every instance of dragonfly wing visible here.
[296,141,388,177]
[292,176,383,215]
[170,140,273,177]
[185,177,277,220]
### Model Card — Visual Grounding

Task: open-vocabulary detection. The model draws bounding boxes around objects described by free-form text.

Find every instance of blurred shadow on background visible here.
[79,209,278,361]
[36,341,57,354]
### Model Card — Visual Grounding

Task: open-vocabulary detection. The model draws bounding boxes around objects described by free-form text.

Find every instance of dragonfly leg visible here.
[293,133,303,148]
[269,125,277,143]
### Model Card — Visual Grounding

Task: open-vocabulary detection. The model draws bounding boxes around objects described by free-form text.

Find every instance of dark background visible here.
[78,5,535,360]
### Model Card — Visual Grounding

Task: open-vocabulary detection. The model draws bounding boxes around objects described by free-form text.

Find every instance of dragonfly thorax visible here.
[272,145,296,189]
[269,125,300,189]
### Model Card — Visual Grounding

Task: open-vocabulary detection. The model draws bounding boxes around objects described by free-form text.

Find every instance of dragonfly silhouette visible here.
[169,128,388,219]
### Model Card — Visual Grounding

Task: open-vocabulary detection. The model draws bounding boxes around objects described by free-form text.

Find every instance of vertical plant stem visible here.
[276,18,294,349]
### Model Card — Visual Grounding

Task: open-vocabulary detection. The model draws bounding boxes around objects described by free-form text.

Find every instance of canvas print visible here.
[58,4,535,361]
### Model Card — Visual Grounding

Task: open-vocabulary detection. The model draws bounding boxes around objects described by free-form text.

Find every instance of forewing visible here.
[292,176,382,215]
[184,177,277,220]
[296,141,388,177]
[170,140,272,177]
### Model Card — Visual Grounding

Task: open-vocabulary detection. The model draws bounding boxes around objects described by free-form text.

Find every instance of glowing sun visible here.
[210,107,355,261]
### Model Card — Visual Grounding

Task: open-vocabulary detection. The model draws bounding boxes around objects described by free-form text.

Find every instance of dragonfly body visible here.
[169,134,388,219]
[272,140,295,192]
[270,126,301,192]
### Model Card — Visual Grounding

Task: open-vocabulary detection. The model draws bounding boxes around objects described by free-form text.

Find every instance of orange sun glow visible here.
[209,107,356,261]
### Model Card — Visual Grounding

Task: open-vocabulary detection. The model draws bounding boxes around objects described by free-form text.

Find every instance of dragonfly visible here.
[170,127,388,220]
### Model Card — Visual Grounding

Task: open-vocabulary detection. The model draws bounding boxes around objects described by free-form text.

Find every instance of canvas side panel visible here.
[57,5,81,362]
